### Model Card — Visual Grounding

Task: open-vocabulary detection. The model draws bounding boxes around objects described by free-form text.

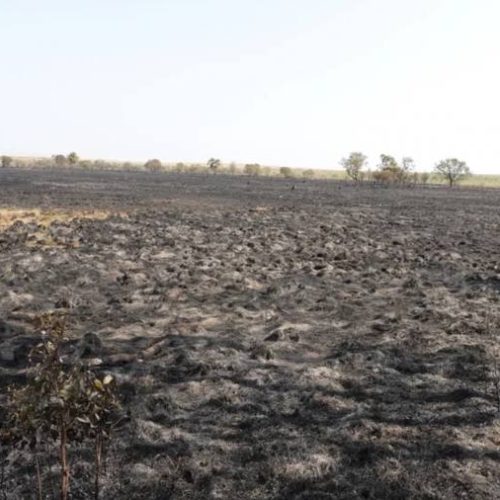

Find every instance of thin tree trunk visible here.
[35,454,43,500]
[94,434,102,500]
[46,441,57,500]
[60,421,69,500]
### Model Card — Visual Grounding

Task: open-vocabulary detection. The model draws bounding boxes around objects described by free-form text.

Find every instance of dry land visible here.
[1,168,500,498]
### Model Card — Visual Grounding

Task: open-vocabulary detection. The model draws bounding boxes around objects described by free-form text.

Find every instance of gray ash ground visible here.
[2,168,500,498]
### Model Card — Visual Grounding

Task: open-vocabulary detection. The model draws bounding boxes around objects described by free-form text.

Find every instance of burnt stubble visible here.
[1,168,500,499]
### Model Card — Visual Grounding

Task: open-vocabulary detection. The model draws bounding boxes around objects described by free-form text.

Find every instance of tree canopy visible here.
[340,152,367,181]
[434,158,470,187]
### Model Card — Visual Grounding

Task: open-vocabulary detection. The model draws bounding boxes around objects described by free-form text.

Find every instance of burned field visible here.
[2,168,500,499]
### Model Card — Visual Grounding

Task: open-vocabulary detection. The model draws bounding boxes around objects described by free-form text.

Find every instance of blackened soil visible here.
[2,168,500,499]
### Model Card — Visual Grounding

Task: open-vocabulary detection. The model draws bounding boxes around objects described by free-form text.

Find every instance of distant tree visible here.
[434,158,471,187]
[373,154,415,184]
[53,154,67,166]
[1,155,13,168]
[302,169,315,179]
[340,152,367,182]
[399,156,416,183]
[371,170,386,183]
[93,159,111,170]
[410,172,419,184]
[79,160,93,170]
[207,158,221,173]
[401,156,415,173]
[228,162,238,174]
[279,166,294,178]
[173,162,186,172]
[145,159,162,172]
[378,154,399,173]
[188,163,204,172]
[34,158,51,168]
[420,172,430,185]
[67,152,79,165]
[244,163,261,176]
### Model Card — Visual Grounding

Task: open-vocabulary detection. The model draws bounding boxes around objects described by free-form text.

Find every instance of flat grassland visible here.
[1,168,500,498]
[302,170,500,187]
[7,156,500,187]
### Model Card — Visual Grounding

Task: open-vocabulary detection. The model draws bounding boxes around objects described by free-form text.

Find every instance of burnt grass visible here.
[2,168,500,498]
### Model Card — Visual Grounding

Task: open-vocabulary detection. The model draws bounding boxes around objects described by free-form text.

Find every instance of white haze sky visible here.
[1,0,499,173]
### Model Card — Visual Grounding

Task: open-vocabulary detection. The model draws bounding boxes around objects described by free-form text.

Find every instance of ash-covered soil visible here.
[2,168,500,499]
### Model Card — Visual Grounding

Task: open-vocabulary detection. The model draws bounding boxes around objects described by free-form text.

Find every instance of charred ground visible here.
[1,168,500,499]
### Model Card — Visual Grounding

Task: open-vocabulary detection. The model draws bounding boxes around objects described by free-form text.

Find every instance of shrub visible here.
[53,154,67,166]
[244,163,261,176]
[420,172,430,185]
[302,169,315,179]
[188,163,205,172]
[372,168,393,183]
[1,155,13,168]
[79,160,93,169]
[279,166,294,178]
[373,154,415,184]
[93,160,114,170]
[207,158,221,173]
[4,312,120,500]
[145,159,162,172]
[377,154,400,182]
[67,152,79,165]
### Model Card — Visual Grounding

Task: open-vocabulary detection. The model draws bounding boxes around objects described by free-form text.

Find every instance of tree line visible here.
[1,152,471,187]
[341,152,471,187]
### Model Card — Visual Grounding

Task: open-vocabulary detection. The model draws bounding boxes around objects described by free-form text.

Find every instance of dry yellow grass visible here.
[0,208,125,248]
[0,208,118,231]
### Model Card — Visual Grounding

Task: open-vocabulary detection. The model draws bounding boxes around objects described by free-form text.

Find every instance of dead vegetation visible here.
[2,168,500,498]
[0,209,117,231]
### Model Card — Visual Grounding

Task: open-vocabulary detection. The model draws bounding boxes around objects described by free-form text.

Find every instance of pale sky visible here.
[1,0,499,173]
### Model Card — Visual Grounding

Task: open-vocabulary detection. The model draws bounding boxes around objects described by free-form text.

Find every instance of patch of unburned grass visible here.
[0,208,122,231]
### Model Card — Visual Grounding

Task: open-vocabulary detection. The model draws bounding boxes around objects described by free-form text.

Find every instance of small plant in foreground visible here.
[3,312,120,500]
[484,311,500,414]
